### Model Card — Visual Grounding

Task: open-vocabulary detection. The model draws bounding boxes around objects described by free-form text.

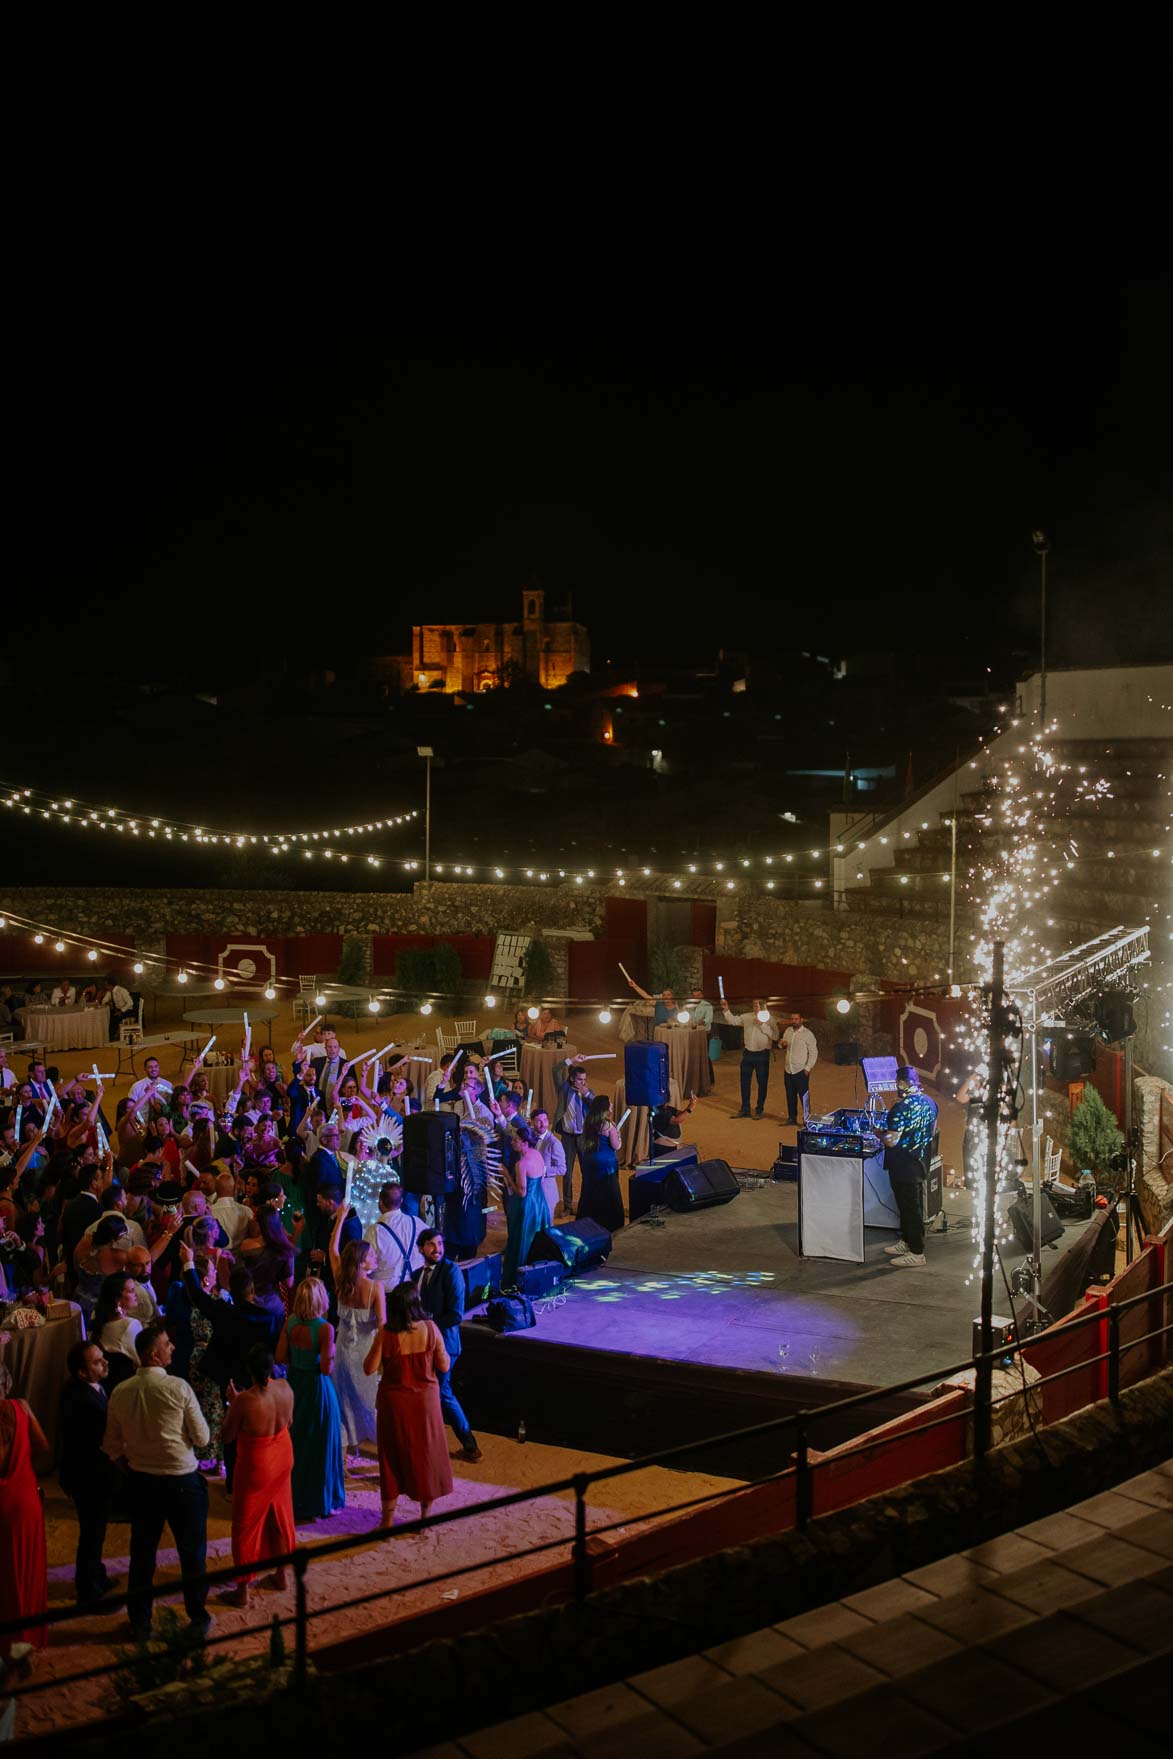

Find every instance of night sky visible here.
[13,127,1172,683]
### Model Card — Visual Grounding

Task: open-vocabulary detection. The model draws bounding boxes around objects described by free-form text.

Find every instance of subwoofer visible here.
[624,1040,670,1108]
[665,1158,740,1212]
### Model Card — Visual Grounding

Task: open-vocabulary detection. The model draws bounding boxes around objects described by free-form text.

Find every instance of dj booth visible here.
[797,1058,941,1263]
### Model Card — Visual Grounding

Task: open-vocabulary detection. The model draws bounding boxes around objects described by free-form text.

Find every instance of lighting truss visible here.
[1009,926,1150,1024]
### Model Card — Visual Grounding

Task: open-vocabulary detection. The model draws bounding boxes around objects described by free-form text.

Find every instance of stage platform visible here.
[460,1180,1114,1475]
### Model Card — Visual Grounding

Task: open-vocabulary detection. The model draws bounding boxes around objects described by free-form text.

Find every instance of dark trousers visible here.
[126,1469,208,1635]
[892,1179,926,1254]
[437,1367,475,1451]
[784,1070,810,1123]
[558,1130,583,1208]
[72,1488,112,1606]
[739,1050,770,1111]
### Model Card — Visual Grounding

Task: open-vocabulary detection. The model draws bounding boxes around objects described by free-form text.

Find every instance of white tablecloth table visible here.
[520,1042,578,1118]
[612,1074,682,1170]
[654,1024,713,1097]
[2,1303,85,1462]
[17,1006,109,1051]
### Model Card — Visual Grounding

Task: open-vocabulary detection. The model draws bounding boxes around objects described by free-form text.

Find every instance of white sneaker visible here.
[883,1240,911,1255]
[889,1252,927,1268]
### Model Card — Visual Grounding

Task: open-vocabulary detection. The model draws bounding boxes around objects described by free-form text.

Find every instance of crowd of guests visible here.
[0,1022,510,1655]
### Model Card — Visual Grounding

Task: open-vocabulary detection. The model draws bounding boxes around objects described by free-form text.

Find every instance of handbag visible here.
[708,1034,723,1063]
[485,1294,536,1333]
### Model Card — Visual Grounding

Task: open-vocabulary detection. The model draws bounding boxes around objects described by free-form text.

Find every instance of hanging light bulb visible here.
[420,1002,433,1016]
[54,940,65,953]
[214,978,226,991]
[33,935,44,945]
[264,985,276,1001]
[315,993,327,1007]
[527,1006,541,1021]
[177,971,189,985]
[0,917,5,928]
[598,1009,612,1025]
[676,1010,691,1025]
[835,998,852,1015]
[756,1008,771,1024]
[484,994,496,1008]
[87,948,98,961]
[367,997,381,1013]
[133,961,144,975]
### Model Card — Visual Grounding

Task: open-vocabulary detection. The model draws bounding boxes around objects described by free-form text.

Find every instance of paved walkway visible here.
[410,1461,1172,1757]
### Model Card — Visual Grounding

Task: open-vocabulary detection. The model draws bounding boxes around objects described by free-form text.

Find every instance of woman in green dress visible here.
[276,1275,346,1522]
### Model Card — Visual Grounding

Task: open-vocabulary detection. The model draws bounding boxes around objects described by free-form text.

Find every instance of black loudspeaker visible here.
[834,1041,862,1066]
[459,1253,503,1305]
[401,1110,459,1196]
[517,1260,565,1297]
[624,1040,670,1108]
[529,1218,612,1273]
[1007,1189,1064,1253]
[665,1158,741,1212]
[1051,1033,1097,1082]
[628,1147,700,1220]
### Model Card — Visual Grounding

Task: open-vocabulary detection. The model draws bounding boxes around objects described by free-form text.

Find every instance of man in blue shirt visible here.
[882,1067,938,1269]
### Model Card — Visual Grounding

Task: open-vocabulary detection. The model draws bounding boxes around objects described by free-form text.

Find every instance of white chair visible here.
[293,975,317,1024]
[1044,1135,1063,1179]
[436,1027,461,1055]
[119,998,144,1045]
[454,1017,478,1041]
[495,1042,520,1076]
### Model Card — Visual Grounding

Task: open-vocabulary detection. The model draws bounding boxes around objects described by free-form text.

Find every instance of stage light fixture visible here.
[1094,987,1137,1043]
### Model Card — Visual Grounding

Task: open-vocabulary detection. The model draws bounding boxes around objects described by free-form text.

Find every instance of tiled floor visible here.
[411,1460,1173,1757]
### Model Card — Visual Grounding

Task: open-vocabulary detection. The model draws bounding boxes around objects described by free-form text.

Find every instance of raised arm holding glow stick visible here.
[616,1107,632,1131]
[717,974,725,1000]
[242,1012,251,1061]
[578,1053,616,1061]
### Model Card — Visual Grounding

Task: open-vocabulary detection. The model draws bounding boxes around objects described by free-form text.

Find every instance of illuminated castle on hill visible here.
[378,589,590,693]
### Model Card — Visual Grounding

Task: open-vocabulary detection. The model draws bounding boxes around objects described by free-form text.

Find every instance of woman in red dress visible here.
[364,1283,453,1530]
[220,1344,296,1609]
[0,1361,49,1655]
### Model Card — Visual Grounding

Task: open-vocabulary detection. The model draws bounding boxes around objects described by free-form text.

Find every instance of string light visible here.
[1,779,417,864]
[483,995,496,1008]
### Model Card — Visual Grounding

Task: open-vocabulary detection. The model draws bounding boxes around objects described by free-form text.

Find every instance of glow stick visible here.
[618,962,633,983]
[371,1042,396,1062]
[526,1087,534,1115]
[352,1047,380,1064]
[193,1035,216,1067]
[448,1049,466,1077]
[96,1120,109,1156]
[718,974,725,999]
[41,1092,58,1133]
[464,1094,475,1120]
[303,1015,323,1035]
[344,1160,354,1207]
[482,1049,512,1063]
[242,1012,251,1058]
[328,1108,339,1127]
[617,1108,632,1130]
[579,1053,616,1061]
[14,1104,22,1142]
[184,1159,201,1181]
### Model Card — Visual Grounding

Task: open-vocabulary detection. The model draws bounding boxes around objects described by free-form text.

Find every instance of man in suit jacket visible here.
[413,1229,482,1463]
[60,1340,119,1605]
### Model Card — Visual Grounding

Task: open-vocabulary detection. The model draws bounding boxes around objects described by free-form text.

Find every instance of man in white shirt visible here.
[52,979,78,1007]
[102,1322,211,1641]
[0,1048,15,1092]
[104,981,136,1037]
[782,1011,820,1125]
[128,1056,174,1109]
[424,1053,457,1106]
[722,997,779,1119]
[364,1181,425,1288]
[210,1170,253,1249]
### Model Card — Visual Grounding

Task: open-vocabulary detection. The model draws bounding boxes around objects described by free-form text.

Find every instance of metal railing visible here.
[2,1276,1170,1713]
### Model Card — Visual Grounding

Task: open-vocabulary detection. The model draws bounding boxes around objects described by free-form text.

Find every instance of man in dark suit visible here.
[60,1339,119,1605]
[177,1247,283,1490]
[61,1163,106,1276]
[296,1182,360,1316]
[413,1229,482,1463]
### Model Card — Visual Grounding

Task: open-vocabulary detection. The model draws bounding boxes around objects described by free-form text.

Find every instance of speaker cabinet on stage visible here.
[1007,1189,1064,1253]
[628,1146,699,1220]
[665,1158,740,1212]
[402,1110,459,1196]
[529,1218,612,1274]
[624,1040,670,1108]
[459,1253,503,1306]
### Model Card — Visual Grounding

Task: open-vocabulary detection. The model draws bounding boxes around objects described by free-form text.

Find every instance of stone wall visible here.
[717,895,974,986]
[1135,1075,1173,1234]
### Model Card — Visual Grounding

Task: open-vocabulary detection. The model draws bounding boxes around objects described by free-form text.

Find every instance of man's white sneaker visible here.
[883,1240,911,1255]
[889,1252,927,1268]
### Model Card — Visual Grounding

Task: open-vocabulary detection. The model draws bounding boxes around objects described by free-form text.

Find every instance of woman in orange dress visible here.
[220,1343,296,1608]
[364,1283,452,1530]
[0,1362,49,1655]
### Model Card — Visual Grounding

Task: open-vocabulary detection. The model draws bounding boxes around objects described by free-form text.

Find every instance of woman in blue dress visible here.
[328,1215,386,1464]
[576,1097,625,1234]
[500,1118,552,1290]
[276,1276,346,1522]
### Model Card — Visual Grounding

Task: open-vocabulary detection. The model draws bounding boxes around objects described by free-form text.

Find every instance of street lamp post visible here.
[1031,530,1049,733]
[417,746,434,882]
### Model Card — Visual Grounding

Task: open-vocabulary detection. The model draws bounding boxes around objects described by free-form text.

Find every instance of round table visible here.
[182,1008,277,1031]
[17,1006,109,1052]
[194,1061,238,1105]
[520,1042,578,1118]
[1,1303,84,1463]
[655,1024,713,1098]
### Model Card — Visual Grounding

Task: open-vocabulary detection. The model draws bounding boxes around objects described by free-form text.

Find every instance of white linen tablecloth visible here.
[654,1024,713,1097]
[520,1042,578,1118]
[18,1006,109,1051]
